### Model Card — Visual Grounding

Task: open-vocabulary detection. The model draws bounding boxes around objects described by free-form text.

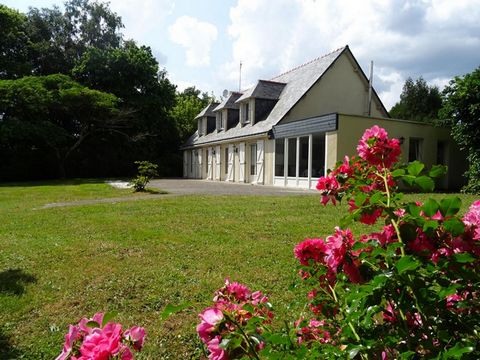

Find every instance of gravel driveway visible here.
[148,178,318,196]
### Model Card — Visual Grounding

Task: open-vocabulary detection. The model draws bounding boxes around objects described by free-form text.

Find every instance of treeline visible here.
[0,0,210,181]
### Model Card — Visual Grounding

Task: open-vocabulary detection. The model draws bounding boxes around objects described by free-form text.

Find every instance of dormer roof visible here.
[194,102,220,120]
[213,92,242,111]
[236,80,286,102]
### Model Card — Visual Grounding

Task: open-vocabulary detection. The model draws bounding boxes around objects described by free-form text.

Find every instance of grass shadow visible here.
[0,178,106,188]
[0,329,22,360]
[0,269,36,295]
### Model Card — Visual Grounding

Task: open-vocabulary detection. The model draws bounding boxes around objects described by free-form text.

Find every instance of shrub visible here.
[197,125,480,359]
[130,160,158,192]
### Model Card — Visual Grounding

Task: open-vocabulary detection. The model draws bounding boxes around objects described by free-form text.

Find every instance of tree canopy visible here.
[439,67,480,193]
[389,77,443,123]
[170,86,213,141]
[0,74,122,178]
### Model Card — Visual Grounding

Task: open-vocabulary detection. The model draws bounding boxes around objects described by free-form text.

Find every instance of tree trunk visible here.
[54,148,67,179]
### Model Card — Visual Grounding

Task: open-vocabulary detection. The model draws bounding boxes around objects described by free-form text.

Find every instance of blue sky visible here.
[3,0,480,109]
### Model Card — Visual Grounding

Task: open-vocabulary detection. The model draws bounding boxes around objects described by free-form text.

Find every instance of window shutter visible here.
[215,145,221,180]
[238,142,246,182]
[227,144,234,181]
[207,148,213,180]
[256,140,264,184]
[197,149,203,179]
[183,151,188,178]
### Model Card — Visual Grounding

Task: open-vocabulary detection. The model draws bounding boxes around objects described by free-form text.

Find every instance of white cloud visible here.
[223,0,480,110]
[169,16,218,67]
[109,0,175,41]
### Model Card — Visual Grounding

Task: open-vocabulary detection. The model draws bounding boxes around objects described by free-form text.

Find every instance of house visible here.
[182,46,465,190]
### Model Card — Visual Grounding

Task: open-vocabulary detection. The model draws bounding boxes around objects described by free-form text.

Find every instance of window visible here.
[198,119,203,136]
[437,141,447,165]
[250,143,257,175]
[274,138,284,176]
[312,133,325,177]
[287,138,296,177]
[216,112,224,131]
[299,136,309,177]
[409,138,423,162]
[244,103,249,123]
[225,147,228,173]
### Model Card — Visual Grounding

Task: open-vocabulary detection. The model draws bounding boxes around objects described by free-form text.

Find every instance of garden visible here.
[1,127,479,359]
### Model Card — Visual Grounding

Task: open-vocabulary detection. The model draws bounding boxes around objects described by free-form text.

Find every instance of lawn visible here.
[0,180,478,359]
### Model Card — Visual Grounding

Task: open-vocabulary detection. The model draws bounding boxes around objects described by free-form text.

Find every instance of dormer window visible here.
[198,118,203,136]
[216,112,224,131]
[241,103,249,125]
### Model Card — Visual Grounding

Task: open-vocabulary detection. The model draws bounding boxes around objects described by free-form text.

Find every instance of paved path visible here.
[148,178,318,196]
[38,179,317,209]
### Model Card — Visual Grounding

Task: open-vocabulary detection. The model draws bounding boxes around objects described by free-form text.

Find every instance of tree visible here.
[0,5,31,78]
[26,0,123,75]
[389,77,443,123]
[0,74,123,178]
[171,86,213,141]
[439,67,480,193]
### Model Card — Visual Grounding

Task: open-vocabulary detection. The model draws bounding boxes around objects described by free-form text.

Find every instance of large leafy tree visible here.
[0,5,31,78]
[72,40,179,172]
[390,77,443,123]
[439,67,480,194]
[26,0,123,75]
[0,74,123,178]
[171,86,213,141]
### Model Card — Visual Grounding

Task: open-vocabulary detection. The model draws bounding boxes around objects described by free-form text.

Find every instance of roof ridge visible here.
[270,46,347,80]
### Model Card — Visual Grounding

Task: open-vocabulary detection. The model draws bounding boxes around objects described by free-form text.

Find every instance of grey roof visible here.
[184,46,347,148]
[194,102,220,120]
[236,80,286,102]
[213,92,242,111]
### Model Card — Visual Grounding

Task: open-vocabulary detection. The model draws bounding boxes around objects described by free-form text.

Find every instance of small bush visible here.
[130,161,158,192]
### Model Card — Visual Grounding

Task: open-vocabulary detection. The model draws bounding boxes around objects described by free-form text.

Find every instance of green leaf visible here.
[422,198,439,217]
[401,175,416,187]
[443,218,465,236]
[391,168,406,177]
[406,203,421,217]
[443,342,474,359]
[396,255,421,274]
[429,164,447,178]
[160,302,192,321]
[354,192,368,207]
[423,219,439,234]
[102,311,118,327]
[453,252,475,263]
[369,192,384,205]
[414,176,435,192]
[407,161,425,176]
[86,321,100,328]
[439,197,462,217]
[438,285,460,299]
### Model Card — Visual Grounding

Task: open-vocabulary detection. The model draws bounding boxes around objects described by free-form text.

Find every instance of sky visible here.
[3,0,480,110]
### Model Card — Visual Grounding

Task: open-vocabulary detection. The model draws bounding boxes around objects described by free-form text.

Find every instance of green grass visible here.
[0,180,478,359]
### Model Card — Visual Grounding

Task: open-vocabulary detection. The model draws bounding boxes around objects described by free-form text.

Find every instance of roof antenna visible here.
[239,61,242,91]
[368,60,373,116]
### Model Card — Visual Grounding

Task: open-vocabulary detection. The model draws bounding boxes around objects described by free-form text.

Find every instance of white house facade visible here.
[182,46,466,190]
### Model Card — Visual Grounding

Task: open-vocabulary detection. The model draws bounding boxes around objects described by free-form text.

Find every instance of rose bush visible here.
[56,312,146,360]
[198,125,480,359]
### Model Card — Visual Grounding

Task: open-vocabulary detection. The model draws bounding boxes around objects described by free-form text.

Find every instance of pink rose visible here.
[197,307,224,343]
